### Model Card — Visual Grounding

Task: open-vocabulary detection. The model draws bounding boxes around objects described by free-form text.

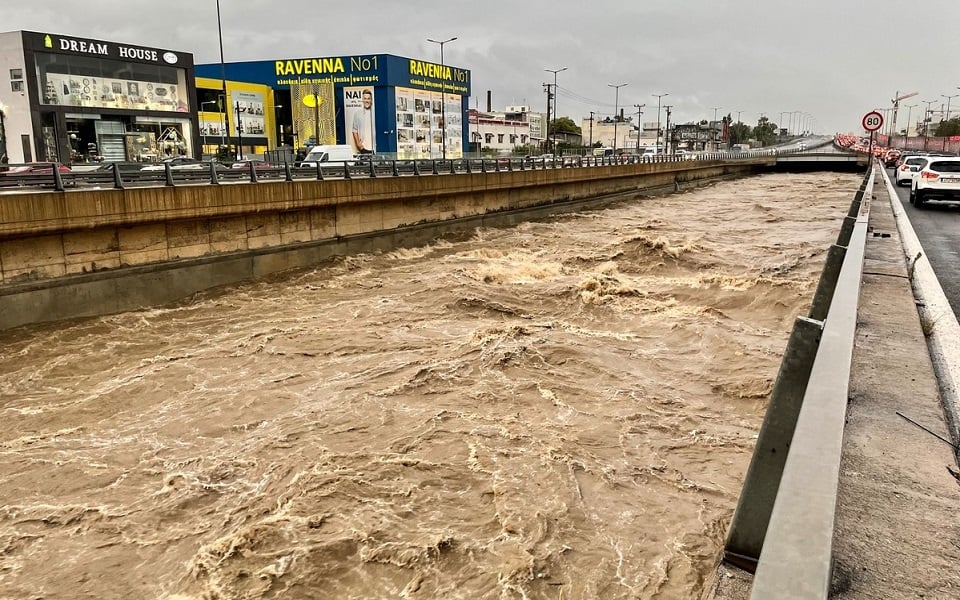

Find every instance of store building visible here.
[196,54,471,159]
[469,105,544,154]
[195,76,278,159]
[0,30,198,164]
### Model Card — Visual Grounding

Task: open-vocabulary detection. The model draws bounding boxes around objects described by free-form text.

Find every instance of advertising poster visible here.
[414,89,433,159]
[344,86,375,154]
[395,87,417,159]
[41,73,188,112]
[445,93,463,158]
[230,91,265,137]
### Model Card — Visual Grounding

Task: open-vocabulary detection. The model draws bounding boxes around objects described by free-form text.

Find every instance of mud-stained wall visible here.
[0,162,758,329]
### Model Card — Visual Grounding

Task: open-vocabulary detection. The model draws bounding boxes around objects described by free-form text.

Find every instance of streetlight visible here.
[545,67,567,153]
[941,93,959,123]
[427,36,457,160]
[903,104,917,137]
[652,93,669,151]
[608,83,628,153]
[216,0,229,159]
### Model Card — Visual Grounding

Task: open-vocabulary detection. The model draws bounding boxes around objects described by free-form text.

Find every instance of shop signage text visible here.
[274,55,378,77]
[408,60,470,84]
[38,33,185,66]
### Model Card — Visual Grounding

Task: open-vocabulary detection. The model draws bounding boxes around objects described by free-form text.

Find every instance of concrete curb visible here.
[879,167,960,461]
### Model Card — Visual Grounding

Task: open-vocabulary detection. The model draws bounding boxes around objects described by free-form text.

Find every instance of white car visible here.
[140,157,205,171]
[894,155,930,186]
[910,157,960,207]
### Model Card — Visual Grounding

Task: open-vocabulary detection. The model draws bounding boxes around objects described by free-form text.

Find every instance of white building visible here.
[581,117,660,151]
[469,105,545,154]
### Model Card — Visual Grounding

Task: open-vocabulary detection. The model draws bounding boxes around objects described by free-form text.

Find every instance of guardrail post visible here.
[481,159,487,173]
[392,160,399,177]
[248,161,259,183]
[112,162,124,189]
[450,160,456,175]
[52,163,65,192]
[413,160,421,176]
[431,160,439,175]
[284,160,293,182]
[343,161,351,180]
[466,159,473,174]
[724,315,825,572]
[164,163,175,187]
[209,161,220,185]
[369,159,377,178]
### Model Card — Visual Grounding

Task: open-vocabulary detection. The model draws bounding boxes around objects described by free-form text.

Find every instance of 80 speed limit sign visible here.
[862,111,884,132]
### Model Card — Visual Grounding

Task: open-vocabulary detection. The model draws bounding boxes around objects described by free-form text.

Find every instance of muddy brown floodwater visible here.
[0,172,860,600]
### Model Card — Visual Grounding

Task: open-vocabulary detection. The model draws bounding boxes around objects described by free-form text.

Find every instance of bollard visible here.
[52,163,65,192]
[113,162,124,189]
[723,315,825,572]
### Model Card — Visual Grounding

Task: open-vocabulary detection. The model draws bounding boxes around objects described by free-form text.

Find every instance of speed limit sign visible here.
[862,111,884,132]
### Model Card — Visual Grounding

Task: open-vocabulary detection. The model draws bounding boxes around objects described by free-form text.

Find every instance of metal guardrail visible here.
[723,165,874,598]
[0,148,801,192]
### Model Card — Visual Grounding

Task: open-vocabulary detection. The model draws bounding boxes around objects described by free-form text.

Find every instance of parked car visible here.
[140,157,205,171]
[894,154,930,186]
[0,163,73,188]
[230,159,273,170]
[910,157,960,207]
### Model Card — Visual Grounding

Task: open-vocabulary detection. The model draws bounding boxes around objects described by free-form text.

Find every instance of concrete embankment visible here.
[0,161,761,330]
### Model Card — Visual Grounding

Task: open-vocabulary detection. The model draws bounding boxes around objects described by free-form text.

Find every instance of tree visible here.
[549,116,582,136]
[752,117,777,147]
[729,122,752,145]
[934,118,960,137]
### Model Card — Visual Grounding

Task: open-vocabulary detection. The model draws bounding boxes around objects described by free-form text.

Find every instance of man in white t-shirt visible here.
[351,89,374,154]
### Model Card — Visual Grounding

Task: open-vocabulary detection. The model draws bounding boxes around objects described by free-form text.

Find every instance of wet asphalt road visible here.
[887,168,960,319]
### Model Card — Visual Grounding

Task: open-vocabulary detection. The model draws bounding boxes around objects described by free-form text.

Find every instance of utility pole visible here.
[543,83,551,153]
[588,111,595,147]
[652,93,669,151]
[712,106,722,150]
[634,104,645,151]
[545,67,567,154]
[235,101,243,160]
[664,105,672,155]
[426,36,458,159]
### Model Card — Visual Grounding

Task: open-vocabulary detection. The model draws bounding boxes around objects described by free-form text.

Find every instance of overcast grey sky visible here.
[6,0,958,133]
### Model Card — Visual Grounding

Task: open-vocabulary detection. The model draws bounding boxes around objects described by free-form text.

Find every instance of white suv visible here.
[911,157,960,207]
[894,154,930,186]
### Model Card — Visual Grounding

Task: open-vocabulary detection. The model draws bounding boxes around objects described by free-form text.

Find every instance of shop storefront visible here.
[196,54,471,159]
[0,30,198,163]
[195,77,275,159]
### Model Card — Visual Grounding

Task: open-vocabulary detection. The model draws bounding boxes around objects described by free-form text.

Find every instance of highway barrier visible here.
[722,165,874,597]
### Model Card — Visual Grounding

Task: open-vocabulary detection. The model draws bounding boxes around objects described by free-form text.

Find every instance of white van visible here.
[298,145,355,167]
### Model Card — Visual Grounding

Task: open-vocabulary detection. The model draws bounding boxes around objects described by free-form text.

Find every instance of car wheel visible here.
[909,188,915,204]
[915,191,925,208]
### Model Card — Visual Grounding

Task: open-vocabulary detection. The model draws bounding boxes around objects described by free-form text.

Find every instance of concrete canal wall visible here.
[0,161,761,329]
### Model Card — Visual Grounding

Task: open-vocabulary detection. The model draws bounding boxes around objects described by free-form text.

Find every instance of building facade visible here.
[196,54,471,159]
[0,30,198,163]
[469,105,545,154]
[195,77,278,158]
[582,117,660,151]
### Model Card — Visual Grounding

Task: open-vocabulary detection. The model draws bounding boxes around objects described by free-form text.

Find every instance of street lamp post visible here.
[922,100,937,149]
[608,83,628,154]
[235,101,243,160]
[216,0,229,159]
[904,104,916,138]
[941,93,959,123]
[545,67,567,154]
[427,36,457,160]
[652,93,668,151]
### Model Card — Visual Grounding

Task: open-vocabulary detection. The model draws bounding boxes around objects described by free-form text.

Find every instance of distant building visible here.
[582,117,659,151]
[469,105,545,154]
[672,121,723,152]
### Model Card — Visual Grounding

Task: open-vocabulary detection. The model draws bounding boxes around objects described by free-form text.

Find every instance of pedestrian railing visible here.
[722,165,874,598]
[0,148,794,192]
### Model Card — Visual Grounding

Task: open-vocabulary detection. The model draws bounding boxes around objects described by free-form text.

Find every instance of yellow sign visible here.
[44,35,53,48]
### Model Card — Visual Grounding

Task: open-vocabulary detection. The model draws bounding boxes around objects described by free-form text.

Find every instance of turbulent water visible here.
[0,172,859,599]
